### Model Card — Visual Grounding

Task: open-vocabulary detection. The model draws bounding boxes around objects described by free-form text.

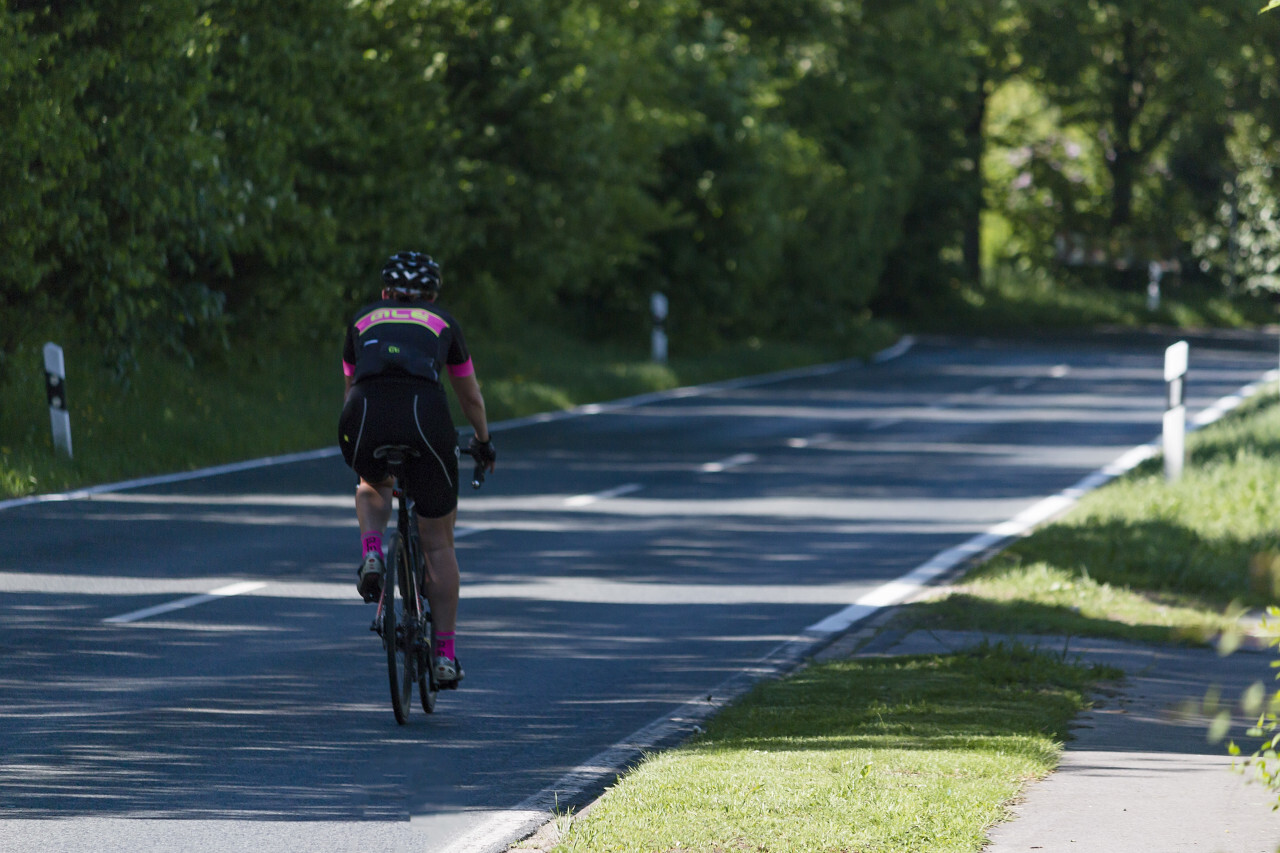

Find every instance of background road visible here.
[1,331,1276,853]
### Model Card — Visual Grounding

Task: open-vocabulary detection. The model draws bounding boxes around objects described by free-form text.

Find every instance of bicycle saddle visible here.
[372,444,422,465]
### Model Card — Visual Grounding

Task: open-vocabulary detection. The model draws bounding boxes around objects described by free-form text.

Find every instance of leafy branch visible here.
[1229,606,1280,804]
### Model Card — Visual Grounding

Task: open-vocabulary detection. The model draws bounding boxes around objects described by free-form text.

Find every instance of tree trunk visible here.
[962,74,988,284]
[1108,20,1139,230]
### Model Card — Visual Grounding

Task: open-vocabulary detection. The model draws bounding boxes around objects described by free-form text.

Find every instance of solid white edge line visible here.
[872,335,916,363]
[440,638,810,853]
[103,581,268,624]
[443,365,1279,853]
[805,367,1278,635]
[0,337,918,514]
[0,448,340,512]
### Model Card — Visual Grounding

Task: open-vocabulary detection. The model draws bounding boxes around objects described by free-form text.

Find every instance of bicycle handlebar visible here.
[459,446,487,489]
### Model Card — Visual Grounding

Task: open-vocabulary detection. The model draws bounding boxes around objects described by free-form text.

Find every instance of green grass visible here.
[548,647,1115,853]
[0,338,339,497]
[903,264,1276,335]
[899,391,1280,645]
[0,321,893,500]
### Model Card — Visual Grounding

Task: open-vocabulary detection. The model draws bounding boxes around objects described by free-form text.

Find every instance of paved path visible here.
[845,629,1280,853]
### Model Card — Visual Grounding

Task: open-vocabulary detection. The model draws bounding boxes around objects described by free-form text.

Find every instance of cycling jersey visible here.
[342,298,474,386]
[339,297,476,517]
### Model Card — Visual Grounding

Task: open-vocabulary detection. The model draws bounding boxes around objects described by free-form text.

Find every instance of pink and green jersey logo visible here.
[355,307,449,336]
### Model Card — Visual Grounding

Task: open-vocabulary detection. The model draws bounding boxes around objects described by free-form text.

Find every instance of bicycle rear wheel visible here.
[419,608,438,714]
[384,531,415,724]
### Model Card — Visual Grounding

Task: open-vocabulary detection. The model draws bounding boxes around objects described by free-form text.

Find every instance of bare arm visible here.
[448,370,491,445]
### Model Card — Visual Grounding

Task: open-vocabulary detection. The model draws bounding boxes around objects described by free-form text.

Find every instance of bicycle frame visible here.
[369,439,487,723]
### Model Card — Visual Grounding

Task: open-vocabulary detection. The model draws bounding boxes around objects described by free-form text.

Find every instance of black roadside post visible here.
[43,342,72,458]
[1163,340,1187,481]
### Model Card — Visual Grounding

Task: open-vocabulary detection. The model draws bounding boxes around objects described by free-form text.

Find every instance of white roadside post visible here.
[1163,340,1188,482]
[43,342,73,458]
[651,292,669,364]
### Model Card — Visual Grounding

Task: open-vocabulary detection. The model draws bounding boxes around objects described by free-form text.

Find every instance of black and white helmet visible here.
[381,251,442,299]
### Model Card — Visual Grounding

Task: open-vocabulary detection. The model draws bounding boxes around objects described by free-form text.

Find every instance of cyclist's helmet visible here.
[381,251,442,300]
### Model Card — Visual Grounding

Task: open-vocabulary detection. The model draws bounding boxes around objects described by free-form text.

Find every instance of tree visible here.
[1019,0,1254,266]
[0,0,364,369]
[334,0,691,339]
[944,0,1027,284]
[862,0,992,313]
[635,0,929,343]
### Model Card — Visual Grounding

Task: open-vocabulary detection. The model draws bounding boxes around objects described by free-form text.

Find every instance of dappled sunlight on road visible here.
[0,570,885,608]
[4,334,1278,843]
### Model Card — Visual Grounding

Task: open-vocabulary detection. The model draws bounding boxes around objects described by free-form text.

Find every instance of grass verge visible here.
[542,646,1115,853]
[0,323,892,500]
[898,390,1280,646]
[903,265,1276,335]
[536,338,1280,853]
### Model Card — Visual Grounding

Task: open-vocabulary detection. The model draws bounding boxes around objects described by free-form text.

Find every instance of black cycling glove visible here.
[469,435,497,468]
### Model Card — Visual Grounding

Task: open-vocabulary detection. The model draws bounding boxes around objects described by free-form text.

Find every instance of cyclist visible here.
[338,251,496,683]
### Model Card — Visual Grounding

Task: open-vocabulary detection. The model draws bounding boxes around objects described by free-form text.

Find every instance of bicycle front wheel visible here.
[384,531,415,724]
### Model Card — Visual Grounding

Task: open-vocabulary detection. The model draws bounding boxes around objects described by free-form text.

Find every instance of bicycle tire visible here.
[384,530,415,724]
[401,530,437,714]
[419,608,438,714]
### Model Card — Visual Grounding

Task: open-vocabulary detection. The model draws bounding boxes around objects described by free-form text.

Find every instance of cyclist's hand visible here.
[469,435,497,472]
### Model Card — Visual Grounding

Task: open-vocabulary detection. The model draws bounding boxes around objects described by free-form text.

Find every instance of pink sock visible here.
[437,631,456,660]
[362,532,383,558]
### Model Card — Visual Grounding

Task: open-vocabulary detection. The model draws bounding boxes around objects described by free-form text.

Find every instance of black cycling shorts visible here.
[338,378,460,518]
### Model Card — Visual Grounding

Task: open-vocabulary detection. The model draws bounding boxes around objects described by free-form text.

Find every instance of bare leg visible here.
[355,478,393,540]
[417,510,460,633]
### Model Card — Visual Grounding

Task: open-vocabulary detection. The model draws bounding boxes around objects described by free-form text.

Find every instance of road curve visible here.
[1,330,1276,853]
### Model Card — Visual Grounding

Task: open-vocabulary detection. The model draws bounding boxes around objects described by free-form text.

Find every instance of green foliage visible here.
[0,0,971,375]
[1231,605,1280,801]
[4,0,1280,378]
[405,0,690,330]
[0,0,360,371]
[987,0,1280,292]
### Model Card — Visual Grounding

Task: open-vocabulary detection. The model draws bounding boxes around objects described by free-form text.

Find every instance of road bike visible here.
[371,441,486,724]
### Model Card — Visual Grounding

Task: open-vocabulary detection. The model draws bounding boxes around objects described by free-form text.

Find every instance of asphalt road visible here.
[1,331,1276,853]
